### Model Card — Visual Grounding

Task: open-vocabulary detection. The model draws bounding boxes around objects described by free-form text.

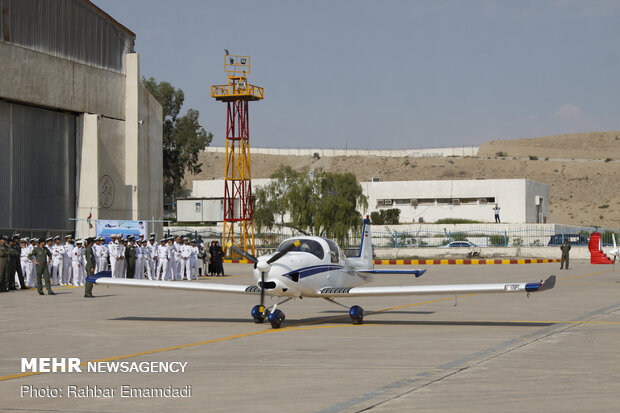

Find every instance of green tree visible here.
[254,166,368,244]
[142,77,213,199]
[254,166,301,233]
[370,208,400,225]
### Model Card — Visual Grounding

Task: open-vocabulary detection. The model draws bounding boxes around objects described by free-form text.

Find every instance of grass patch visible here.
[435,218,484,224]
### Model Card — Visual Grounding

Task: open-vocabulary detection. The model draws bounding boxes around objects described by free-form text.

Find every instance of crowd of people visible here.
[0,233,227,296]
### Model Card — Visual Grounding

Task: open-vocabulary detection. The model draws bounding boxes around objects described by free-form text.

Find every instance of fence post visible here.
[504,231,507,247]
[449,232,451,246]
[394,232,398,248]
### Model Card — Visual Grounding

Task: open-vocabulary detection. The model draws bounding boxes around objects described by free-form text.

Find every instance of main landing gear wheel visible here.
[251,305,266,323]
[268,309,285,329]
[349,305,364,325]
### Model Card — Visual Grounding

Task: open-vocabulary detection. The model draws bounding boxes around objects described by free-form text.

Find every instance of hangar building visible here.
[0,0,163,238]
[178,178,549,224]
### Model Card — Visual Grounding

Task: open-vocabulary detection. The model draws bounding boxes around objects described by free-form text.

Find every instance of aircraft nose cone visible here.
[256,260,271,273]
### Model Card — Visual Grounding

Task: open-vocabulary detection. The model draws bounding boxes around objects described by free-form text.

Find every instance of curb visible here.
[374,258,560,265]
[224,258,561,265]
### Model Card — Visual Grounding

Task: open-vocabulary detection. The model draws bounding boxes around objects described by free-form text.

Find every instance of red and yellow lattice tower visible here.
[211,54,263,258]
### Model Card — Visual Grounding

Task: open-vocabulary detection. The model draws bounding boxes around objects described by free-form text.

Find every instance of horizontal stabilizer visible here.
[86,271,112,283]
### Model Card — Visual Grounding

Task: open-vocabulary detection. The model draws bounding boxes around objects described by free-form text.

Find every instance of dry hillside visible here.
[185,132,620,228]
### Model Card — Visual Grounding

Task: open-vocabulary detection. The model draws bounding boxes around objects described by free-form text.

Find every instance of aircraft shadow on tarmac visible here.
[111,315,555,328]
[321,310,435,315]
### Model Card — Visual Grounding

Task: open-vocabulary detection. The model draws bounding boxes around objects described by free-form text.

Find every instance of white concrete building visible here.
[0,0,163,238]
[181,178,548,224]
[363,179,548,224]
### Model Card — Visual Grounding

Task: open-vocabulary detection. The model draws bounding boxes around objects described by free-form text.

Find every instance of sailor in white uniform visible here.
[71,239,85,286]
[62,235,73,285]
[156,239,170,280]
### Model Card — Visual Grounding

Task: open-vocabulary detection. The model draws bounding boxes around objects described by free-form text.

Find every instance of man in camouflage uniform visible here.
[9,234,28,289]
[125,236,136,279]
[560,239,571,270]
[29,238,54,295]
[84,237,96,298]
[0,236,10,292]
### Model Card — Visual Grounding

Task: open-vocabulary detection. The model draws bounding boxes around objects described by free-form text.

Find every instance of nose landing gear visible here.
[251,305,266,323]
[250,297,293,328]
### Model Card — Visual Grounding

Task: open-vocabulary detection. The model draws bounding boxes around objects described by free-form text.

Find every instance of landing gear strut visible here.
[268,309,285,329]
[322,298,365,325]
[349,305,364,325]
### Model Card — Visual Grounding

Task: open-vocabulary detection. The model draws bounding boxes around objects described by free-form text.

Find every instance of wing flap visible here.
[319,275,556,298]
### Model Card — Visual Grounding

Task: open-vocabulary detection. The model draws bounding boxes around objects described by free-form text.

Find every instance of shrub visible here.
[313,152,320,159]
[529,155,538,160]
[496,151,507,157]
[601,231,619,245]
[489,234,508,246]
[604,158,612,162]
[451,232,468,241]
[512,237,523,246]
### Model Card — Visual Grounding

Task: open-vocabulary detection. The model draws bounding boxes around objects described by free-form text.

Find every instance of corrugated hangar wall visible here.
[0,101,76,233]
[0,0,135,73]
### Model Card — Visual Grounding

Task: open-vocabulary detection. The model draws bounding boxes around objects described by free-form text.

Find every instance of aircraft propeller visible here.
[229,240,300,311]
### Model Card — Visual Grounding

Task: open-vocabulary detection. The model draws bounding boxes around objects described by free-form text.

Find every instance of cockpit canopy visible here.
[277,238,324,260]
[276,237,345,263]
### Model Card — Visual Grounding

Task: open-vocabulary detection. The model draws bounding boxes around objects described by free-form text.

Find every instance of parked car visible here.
[547,234,589,246]
[448,241,476,248]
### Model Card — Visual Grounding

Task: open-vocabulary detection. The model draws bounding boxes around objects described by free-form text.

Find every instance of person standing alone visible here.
[492,204,501,223]
[560,239,571,270]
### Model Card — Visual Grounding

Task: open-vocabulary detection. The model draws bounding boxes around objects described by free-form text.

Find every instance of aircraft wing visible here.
[357,269,426,277]
[89,273,259,295]
[319,275,555,298]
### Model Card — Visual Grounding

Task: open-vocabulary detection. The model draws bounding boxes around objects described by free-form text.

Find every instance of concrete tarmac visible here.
[0,262,619,412]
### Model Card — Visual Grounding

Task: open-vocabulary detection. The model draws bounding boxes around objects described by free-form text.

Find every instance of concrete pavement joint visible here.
[318,299,620,413]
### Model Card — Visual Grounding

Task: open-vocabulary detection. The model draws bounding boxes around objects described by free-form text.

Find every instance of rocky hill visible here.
[185,132,620,228]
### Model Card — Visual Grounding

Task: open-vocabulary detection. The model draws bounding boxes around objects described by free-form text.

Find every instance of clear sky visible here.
[95,0,620,149]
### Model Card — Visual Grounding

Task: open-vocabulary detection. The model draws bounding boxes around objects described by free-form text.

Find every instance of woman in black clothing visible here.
[208,241,216,276]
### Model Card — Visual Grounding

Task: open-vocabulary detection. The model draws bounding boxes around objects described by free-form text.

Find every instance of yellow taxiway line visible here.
[1,268,616,382]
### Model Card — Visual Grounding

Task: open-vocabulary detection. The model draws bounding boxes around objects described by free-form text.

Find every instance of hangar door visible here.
[0,101,76,233]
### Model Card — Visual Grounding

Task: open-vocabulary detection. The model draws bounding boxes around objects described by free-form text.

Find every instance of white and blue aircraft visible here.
[90,218,555,329]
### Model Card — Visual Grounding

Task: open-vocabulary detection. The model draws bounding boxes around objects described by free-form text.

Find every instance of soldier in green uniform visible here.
[29,238,55,295]
[9,235,28,289]
[560,239,571,270]
[84,237,96,298]
[125,235,136,279]
[0,236,9,292]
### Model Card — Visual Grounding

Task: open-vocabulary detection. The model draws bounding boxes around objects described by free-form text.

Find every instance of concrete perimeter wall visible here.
[374,246,591,260]
[203,146,479,158]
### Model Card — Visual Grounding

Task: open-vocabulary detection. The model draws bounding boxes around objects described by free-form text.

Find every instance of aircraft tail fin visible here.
[357,216,373,266]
